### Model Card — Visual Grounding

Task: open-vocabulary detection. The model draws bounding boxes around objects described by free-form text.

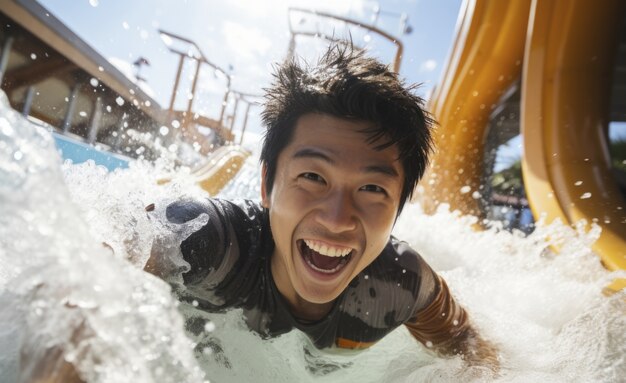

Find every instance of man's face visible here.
[262,113,404,307]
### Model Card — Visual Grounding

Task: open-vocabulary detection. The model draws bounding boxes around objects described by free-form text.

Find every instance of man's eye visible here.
[300,172,325,183]
[360,184,386,194]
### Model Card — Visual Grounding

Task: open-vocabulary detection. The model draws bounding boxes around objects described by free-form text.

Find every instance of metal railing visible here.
[286,7,404,73]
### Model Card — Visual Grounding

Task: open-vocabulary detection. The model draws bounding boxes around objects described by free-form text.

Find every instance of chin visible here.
[295,284,344,305]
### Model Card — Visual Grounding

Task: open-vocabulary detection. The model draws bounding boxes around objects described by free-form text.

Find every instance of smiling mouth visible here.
[298,239,354,275]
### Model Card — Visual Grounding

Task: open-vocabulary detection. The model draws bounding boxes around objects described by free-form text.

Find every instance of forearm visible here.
[430,322,499,368]
[405,275,499,368]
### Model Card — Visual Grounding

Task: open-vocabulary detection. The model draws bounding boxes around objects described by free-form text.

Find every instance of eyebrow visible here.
[293,148,334,163]
[292,148,400,178]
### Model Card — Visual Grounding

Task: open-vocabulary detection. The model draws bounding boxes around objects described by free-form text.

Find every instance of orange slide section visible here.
[522,0,626,289]
[158,146,250,196]
[421,0,531,216]
[421,0,626,290]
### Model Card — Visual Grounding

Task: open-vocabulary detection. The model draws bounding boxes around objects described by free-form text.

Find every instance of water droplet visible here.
[13,150,23,160]
[204,321,216,332]
[575,181,583,186]
[159,126,169,136]
[426,341,433,348]
[171,120,180,129]
[460,185,471,194]
[90,78,99,87]
[30,53,37,60]
[89,0,99,7]
[79,111,87,117]
[122,21,130,30]
[580,192,592,199]
[191,300,199,307]
[115,96,125,106]
[364,275,369,280]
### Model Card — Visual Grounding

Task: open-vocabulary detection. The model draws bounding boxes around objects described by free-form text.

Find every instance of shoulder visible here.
[164,197,266,226]
[371,236,431,280]
[361,236,439,316]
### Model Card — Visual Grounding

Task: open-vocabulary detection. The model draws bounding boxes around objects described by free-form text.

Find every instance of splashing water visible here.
[0,90,625,382]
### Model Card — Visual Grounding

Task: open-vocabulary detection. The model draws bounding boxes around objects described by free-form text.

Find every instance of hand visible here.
[458,327,500,375]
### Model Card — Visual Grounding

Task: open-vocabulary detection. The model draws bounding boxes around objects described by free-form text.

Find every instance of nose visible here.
[315,189,358,233]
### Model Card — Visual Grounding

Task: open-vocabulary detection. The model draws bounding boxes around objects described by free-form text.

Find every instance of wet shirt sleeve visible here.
[404,269,470,347]
[161,198,265,296]
[164,198,232,285]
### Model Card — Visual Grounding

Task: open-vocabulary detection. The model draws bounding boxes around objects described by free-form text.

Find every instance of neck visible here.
[270,252,334,322]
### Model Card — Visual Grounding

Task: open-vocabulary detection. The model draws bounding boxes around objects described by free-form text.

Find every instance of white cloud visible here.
[240,130,264,154]
[221,21,273,60]
[419,59,437,72]
[229,0,368,18]
[107,57,156,98]
[229,0,286,17]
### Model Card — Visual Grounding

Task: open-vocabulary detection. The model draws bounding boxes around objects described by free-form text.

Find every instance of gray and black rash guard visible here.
[162,197,469,350]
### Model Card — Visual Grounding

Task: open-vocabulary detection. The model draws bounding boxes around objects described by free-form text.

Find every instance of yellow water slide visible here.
[159,146,250,196]
[422,0,530,215]
[421,0,626,290]
[193,146,250,195]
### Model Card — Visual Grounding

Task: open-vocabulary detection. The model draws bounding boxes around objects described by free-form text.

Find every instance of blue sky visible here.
[38,0,462,146]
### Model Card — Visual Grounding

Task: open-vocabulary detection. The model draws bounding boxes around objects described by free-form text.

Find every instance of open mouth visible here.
[298,239,353,275]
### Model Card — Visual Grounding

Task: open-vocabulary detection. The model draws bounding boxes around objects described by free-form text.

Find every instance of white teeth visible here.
[303,239,352,257]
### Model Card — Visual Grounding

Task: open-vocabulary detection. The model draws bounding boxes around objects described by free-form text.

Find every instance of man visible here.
[148,43,498,368]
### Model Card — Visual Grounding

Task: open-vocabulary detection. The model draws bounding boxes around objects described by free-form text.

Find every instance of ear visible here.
[260,163,269,208]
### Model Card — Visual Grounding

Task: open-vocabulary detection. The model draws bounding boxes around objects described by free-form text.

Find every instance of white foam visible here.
[0,90,624,382]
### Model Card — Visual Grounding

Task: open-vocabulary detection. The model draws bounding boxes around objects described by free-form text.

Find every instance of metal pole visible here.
[22,86,35,116]
[87,97,102,143]
[218,90,230,125]
[168,53,185,111]
[62,85,80,133]
[229,96,239,133]
[0,36,14,85]
[186,58,202,117]
[239,102,251,145]
[286,35,296,62]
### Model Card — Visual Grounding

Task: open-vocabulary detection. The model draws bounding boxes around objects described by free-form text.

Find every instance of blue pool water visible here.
[52,132,130,171]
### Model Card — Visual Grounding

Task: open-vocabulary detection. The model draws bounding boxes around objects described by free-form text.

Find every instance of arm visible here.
[143,197,264,306]
[142,197,222,283]
[405,275,499,370]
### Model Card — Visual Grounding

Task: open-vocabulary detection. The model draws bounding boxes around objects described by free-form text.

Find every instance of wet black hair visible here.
[260,42,435,214]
